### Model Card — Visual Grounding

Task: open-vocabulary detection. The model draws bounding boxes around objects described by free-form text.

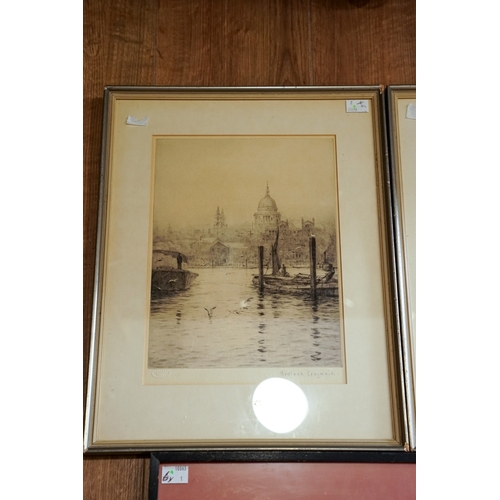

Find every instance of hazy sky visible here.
[153,136,338,232]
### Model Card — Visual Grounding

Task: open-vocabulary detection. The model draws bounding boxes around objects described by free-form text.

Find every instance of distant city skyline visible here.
[155,212,330,234]
[153,136,338,233]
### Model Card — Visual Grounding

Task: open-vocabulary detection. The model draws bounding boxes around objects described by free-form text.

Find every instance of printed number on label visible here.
[161,465,189,484]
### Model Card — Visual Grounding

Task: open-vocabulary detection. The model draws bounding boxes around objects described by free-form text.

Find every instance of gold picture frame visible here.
[84,87,411,453]
[386,85,416,451]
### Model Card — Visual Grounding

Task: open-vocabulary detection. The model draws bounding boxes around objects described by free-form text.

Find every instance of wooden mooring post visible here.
[258,245,264,291]
[309,236,317,297]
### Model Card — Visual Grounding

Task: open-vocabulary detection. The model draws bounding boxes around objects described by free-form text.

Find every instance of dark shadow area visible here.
[348,0,389,8]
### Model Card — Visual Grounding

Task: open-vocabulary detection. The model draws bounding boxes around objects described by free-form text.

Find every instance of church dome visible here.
[257,185,278,212]
[254,184,281,236]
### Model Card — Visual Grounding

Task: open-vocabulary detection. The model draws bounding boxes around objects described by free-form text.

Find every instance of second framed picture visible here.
[386,85,416,451]
[85,86,411,453]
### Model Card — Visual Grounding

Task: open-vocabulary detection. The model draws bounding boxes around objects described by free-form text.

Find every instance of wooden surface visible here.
[83,0,415,498]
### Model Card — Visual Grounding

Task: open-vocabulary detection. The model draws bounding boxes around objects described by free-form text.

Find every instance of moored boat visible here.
[151,249,198,295]
[252,272,338,297]
[252,230,338,297]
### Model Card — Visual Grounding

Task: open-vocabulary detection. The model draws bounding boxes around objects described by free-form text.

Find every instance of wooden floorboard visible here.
[84,455,149,500]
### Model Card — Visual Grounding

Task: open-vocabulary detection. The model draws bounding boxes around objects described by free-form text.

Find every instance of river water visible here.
[148,267,342,369]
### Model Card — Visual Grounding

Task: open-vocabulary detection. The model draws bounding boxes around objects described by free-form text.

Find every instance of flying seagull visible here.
[204,306,216,318]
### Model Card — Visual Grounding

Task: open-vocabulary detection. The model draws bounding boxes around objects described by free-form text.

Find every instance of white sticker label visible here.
[161,465,189,484]
[346,100,369,113]
[126,115,149,126]
[406,103,416,120]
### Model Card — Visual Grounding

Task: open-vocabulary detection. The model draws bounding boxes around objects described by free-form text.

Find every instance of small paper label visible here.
[406,103,416,120]
[346,100,369,113]
[126,115,149,126]
[161,465,189,484]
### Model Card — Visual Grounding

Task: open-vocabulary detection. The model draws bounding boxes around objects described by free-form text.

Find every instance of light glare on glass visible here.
[252,378,309,434]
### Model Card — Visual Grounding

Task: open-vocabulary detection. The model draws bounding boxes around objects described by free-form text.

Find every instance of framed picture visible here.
[148,451,416,500]
[84,87,412,453]
[386,85,416,450]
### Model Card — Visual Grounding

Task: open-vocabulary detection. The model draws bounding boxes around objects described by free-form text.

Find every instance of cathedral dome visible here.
[254,185,281,237]
[257,185,278,212]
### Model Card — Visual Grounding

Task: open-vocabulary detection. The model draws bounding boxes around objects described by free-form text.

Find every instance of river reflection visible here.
[148,267,342,369]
